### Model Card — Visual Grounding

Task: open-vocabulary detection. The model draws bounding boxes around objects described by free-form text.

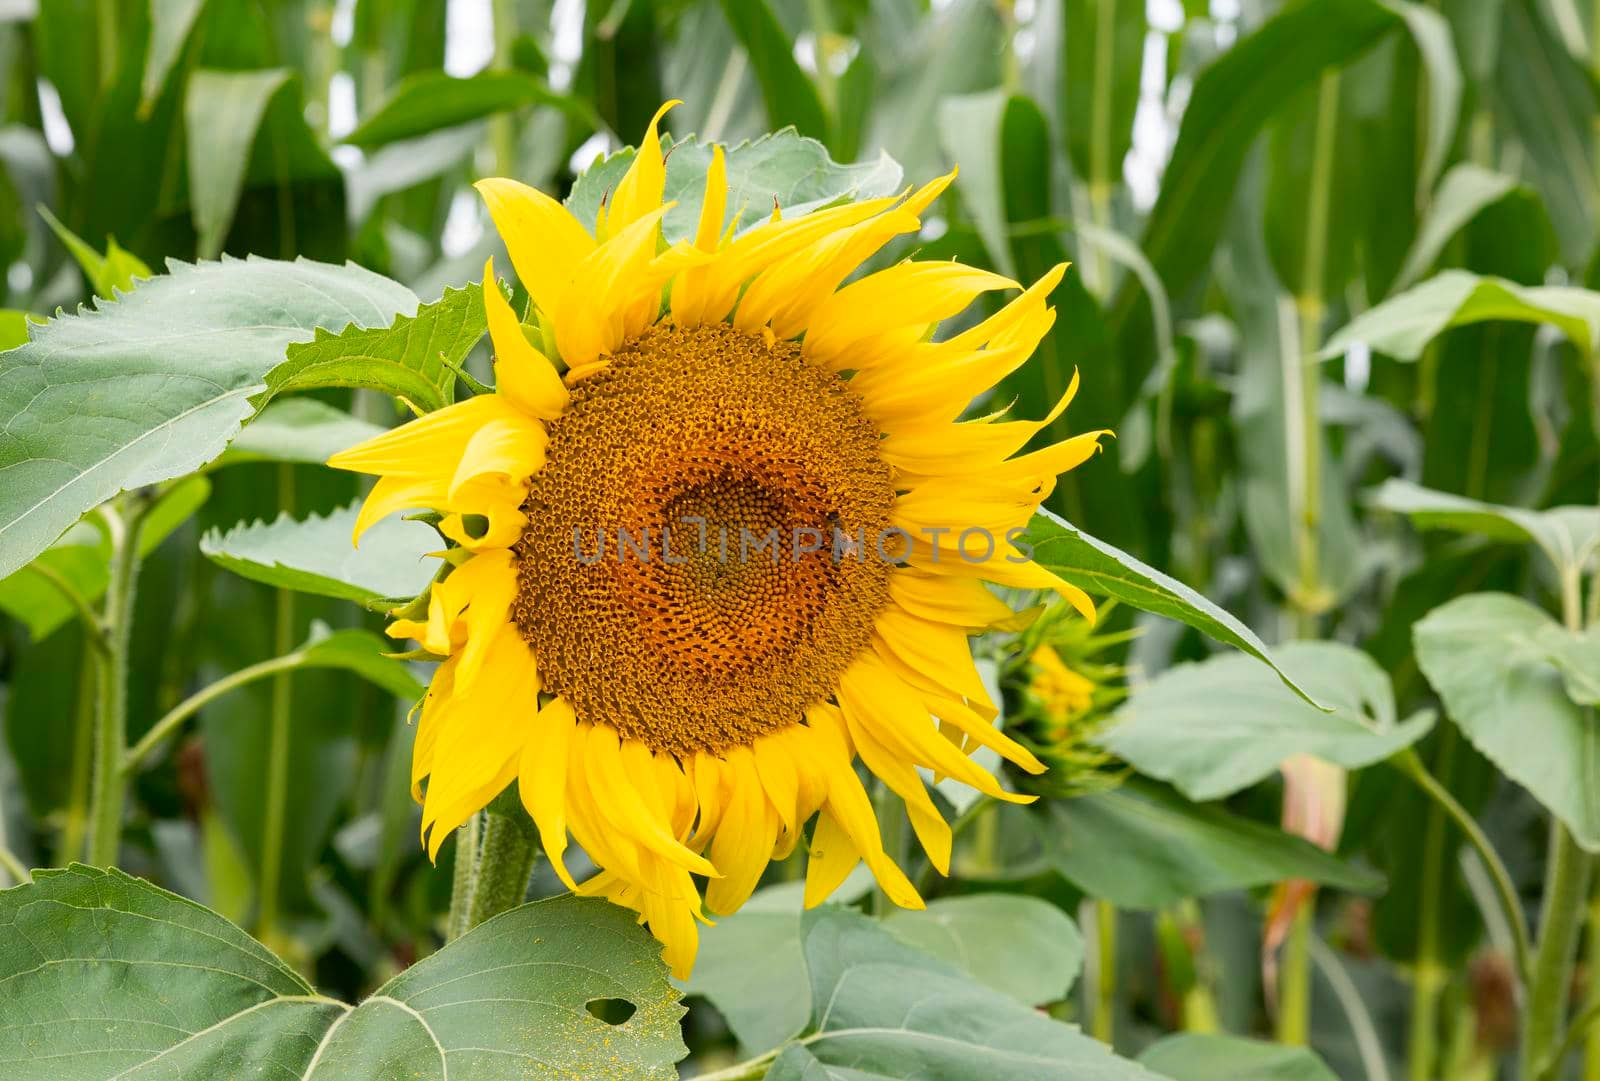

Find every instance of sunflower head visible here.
[329,101,1109,977]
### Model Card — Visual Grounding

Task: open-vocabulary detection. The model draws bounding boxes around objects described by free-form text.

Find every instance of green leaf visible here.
[201,503,438,607]
[1415,592,1600,851]
[683,882,817,1054]
[1322,269,1600,362]
[565,130,902,247]
[37,204,152,298]
[1060,0,1146,187]
[0,475,211,640]
[216,398,388,468]
[1025,509,1324,707]
[1397,1,1462,203]
[1105,642,1434,802]
[1037,782,1383,908]
[1108,0,1404,359]
[294,625,425,702]
[0,256,417,581]
[1539,628,1600,707]
[260,282,484,413]
[184,68,294,259]
[1371,477,1600,576]
[343,69,574,149]
[0,867,687,1079]
[1138,1034,1340,1081]
[883,895,1084,1006]
[716,0,830,143]
[142,0,209,112]
[764,906,1161,1080]
[1392,164,1522,293]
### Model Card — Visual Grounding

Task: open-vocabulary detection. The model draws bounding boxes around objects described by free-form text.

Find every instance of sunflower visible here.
[330,101,1108,978]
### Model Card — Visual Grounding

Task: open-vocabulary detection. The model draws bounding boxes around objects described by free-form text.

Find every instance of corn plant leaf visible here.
[716,0,830,142]
[259,282,484,413]
[1371,478,1600,577]
[201,503,438,607]
[0,867,686,1080]
[0,255,416,582]
[343,70,576,149]
[1322,269,1600,361]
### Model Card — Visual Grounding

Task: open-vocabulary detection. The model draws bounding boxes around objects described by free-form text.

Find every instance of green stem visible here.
[95,0,117,87]
[466,811,538,930]
[693,1047,782,1081]
[122,653,309,772]
[1092,899,1118,1044]
[59,651,99,864]
[490,0,518,177]
[87,497,148,867]
[447,814,483,942]
[1525,822,1595,1081]
[22,562,110,655]
[1583,882,1600,1081]
[0,842,27,887]
[1086,0,1117,297]
[1409,728,1452,1081]
[257,465,296,941]
[874,783,908,915]
[1277,904,1314,1046]
[1391,747,1532,985]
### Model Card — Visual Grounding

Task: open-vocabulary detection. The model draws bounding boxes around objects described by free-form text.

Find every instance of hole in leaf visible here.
[586,997,637,1025]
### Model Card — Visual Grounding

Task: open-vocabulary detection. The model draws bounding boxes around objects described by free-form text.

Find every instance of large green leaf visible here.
[565,130,902,246]
[1391,164,1523,293]
[716,0,830,143]
[0,256,416,581]
[0,867,687,1079]
[1060,0,1146,188]
[1037,782,1383,909]
[343,70,574,149]
[291,625,426,703]
[1108,0,1404,361]
[183,68,293,259]
[1415,592,1600,851]
[1026,510,1322,706]
[1372,477,1600,576]
[1322,269,1600,361]
[259,282,484,413]
[1138,1034,1340,1081]
[763,906,1160,1080]
[200,503,438,607]
[141,0,208,110]
[1104,642,1434,802]
[882,894,1084,1007]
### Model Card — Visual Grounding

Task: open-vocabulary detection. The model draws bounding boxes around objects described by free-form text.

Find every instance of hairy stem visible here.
[88,497,148,867]
[466,811,539,931]
[1524,822,1594,1081]
[447,814,483,942]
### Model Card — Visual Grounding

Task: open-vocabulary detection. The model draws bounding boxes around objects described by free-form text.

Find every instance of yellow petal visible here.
[519,695,579,890]
[475,177,596,317]
[482,256,569,420]
[605,100,679,238]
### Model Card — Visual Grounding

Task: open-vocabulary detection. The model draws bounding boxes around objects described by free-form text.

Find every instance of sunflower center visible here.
[513,322,895,757]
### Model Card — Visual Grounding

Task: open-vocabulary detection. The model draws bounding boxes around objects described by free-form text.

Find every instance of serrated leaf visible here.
[0,867,686,1080]
[217,398,387,468]
[0,255,417,581]
[1415,592,1600,851]
[1138,1034,1340,1081]
[1025,509,1323,707]
[259,283,483,413]
[764,906,1160,1080]
[201,503,437,607]
[1371,477,1600,577]
[1322,269,1600,361]
[37,204,151,298]
[343,70,575,149]
[1105,641,1434,802]
[565,130,903,245]
[1037,782,1383,909]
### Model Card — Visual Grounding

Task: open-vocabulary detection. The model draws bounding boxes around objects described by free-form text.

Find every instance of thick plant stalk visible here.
[1090,899,1118,1043]
[1524,822,1594,1081]
[446,814,483,942]
[466,811,538,931]
[1408,730,1453,1081]
[87,497,148,867]
[1584,878,1600,1081]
